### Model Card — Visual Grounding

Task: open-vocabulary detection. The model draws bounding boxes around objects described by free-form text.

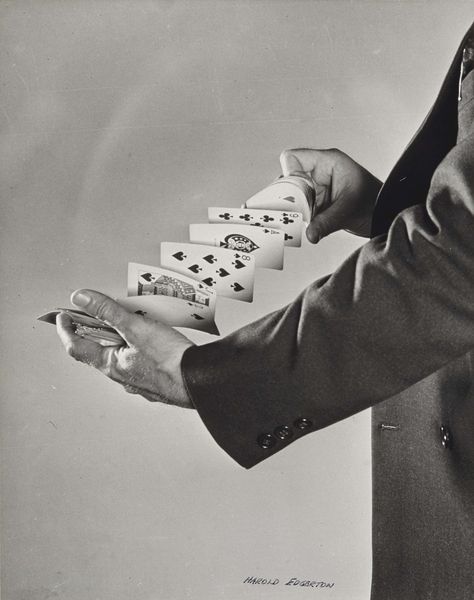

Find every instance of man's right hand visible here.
[280,148,382,243]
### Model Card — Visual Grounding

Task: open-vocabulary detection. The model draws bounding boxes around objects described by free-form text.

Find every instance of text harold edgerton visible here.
[243,576,335,588]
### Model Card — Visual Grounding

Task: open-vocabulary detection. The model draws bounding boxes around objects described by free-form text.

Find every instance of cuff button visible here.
[274,425,293,440]
[294,417,313,430]
[257,433,276,449]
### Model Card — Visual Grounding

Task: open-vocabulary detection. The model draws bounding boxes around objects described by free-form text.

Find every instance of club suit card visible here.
[243,174,314,223]
[208,206,303,247]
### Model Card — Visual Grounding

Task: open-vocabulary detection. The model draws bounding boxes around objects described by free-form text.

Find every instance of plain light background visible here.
[1,2,473,599]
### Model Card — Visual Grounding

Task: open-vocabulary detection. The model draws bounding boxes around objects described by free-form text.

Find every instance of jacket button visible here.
[274,425,293,440]
[440,425,453,449]
[257,433,276,449]
[294,417,313,430]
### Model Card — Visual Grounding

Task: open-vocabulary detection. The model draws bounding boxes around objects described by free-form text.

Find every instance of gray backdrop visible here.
[1,2,472,599]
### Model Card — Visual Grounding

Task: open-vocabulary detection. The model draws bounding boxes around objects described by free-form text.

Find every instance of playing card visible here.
[125,263,219,335]
[118,294,219,335]
[243,174,315,222]
[37,309,125,346]
[160,242,256,302]
[208,207,303,247]
[189,223,284,270]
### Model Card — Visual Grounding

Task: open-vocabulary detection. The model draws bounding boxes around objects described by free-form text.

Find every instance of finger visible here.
[280,148,334,177]
[280,149,305,176]
[313,181,332,212]
[306,197,354,244]
[56,311,104,368]
[70,289,137,345]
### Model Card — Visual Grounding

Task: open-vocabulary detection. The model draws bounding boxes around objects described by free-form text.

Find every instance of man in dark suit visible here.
[57,24,474,600]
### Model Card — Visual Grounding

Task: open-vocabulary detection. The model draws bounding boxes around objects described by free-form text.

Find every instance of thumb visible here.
[70,289,136,344]
[306,199,352,244]
[280,149,305,176]
[280,148,327,177]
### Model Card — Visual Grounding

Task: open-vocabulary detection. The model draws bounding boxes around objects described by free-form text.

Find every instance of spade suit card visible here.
[125,263,219,335]
[208,206,303,247]
[243,174,314,223]
[189,223,284,270]
[160,242,256,302]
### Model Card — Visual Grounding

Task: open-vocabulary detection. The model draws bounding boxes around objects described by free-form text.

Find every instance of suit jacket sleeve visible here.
[181,78,474,469]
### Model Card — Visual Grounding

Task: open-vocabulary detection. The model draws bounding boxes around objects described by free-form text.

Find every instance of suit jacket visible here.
[182,25,474,600]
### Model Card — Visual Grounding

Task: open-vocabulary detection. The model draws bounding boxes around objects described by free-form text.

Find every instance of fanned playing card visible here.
[160,242,256,302]
[125,263,219,335]
[243,174,314,222]
[208,207,303,247]
[189,223,284,270]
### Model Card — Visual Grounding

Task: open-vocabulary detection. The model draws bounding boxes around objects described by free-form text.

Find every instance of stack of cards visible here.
[38,309,124,346]
[38,174,315,344]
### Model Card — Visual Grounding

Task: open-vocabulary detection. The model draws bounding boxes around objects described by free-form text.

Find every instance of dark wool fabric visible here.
[183,24,474,600]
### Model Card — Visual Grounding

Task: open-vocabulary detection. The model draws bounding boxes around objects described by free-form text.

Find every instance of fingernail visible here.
[71,290,90,307]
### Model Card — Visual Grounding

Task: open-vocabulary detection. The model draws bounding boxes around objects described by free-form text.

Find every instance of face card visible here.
[125,263,218,335]
[160,242,256,302]
[208,207,303,247]
[189,223,284,270]
[243,174,315,223]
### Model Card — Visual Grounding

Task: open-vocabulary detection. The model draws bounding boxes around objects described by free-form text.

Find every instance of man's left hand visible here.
[56,289,195,408]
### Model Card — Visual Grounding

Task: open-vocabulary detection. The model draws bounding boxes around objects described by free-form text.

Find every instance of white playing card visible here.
[160,242,256,302]
[208,207,303,247]
[189,223,284,270]
[125,263,219,335]
[243,174,315,222]
[118,294,219,335]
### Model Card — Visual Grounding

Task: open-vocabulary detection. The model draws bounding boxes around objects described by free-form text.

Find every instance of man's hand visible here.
[56,289,195,408]
[280,148,382,243]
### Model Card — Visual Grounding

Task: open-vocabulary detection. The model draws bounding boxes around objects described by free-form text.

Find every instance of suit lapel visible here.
[370,24,473,238]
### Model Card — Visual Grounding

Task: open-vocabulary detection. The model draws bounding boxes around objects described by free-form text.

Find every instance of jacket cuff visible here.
[181,342,262,468]
[180,310,320,469]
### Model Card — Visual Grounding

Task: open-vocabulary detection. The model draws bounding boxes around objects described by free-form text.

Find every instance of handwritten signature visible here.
[243,576,335,588]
